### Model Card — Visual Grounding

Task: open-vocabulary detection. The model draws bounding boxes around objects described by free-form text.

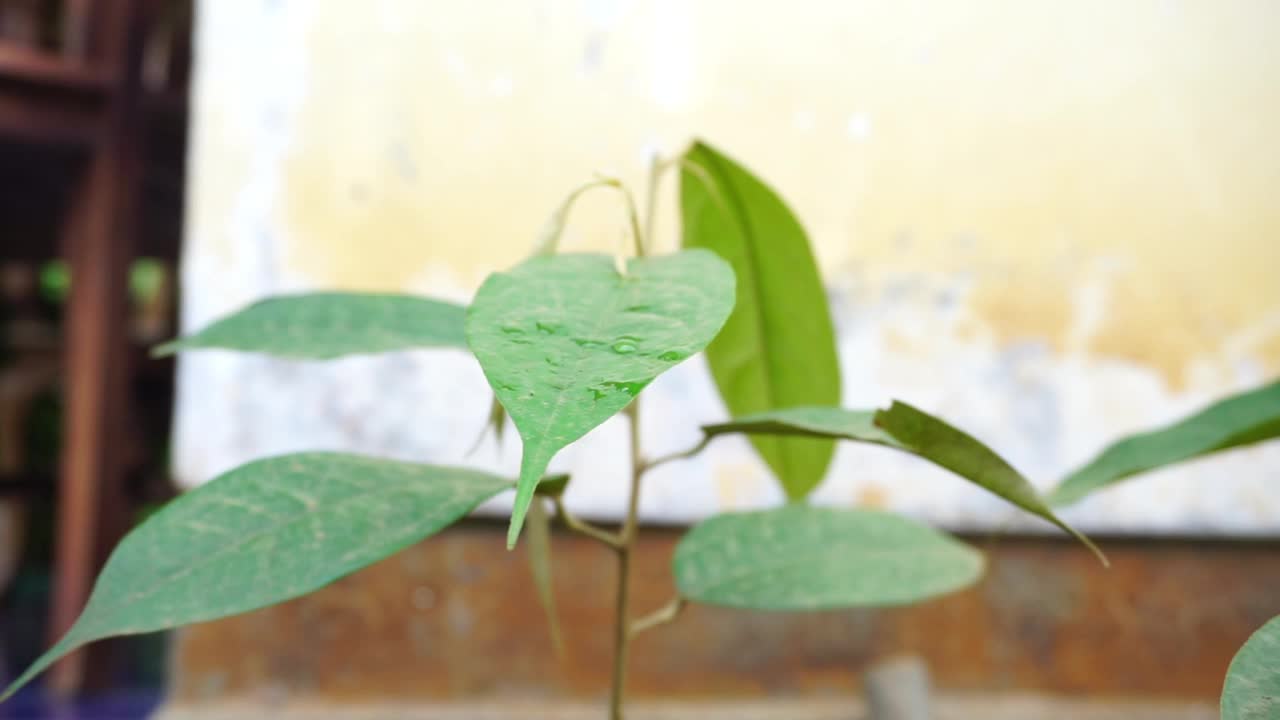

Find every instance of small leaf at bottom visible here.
[1222,614,1280,720]
[673,505,983,610]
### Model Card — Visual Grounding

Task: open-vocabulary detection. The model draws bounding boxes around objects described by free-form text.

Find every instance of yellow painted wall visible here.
[179,1,1280,531]
[190,0,1280,388]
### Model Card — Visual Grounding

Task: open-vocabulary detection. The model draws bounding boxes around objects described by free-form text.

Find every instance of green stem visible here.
[642,434,712,473]
[596,176,645,259]
[608,401,643,720]
[642,153,665,250]
[553,498,623,549]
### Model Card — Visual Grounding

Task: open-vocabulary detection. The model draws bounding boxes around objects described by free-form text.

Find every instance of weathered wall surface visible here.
[175,0,1280,534]
[167,526,1280,703]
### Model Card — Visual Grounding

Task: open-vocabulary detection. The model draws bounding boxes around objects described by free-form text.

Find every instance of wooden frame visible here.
[0,0,164,695]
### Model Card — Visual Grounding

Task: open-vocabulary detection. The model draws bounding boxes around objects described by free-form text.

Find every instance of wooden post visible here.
[47,0,148,696]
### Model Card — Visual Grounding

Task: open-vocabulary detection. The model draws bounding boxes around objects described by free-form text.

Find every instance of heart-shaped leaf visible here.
[466,251,735,547]
[1050,379,1280,507]
[155,292,468,359]
[1222,614,1280,720]
[705,404,1104,563]
[1,453,510,701]
[681,141,842,500]
[673,505,983,610]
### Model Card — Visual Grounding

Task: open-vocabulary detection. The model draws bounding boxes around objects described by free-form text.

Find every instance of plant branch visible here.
[629,596,686,637]
[596,176,646,258]
[608,400,644,720]
[641,434,713,474]
[533,178,617,256]
[553,498,623,550]
[641,152,671,250]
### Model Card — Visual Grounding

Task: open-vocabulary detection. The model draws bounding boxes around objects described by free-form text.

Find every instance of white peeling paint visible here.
[173,0,1280,538]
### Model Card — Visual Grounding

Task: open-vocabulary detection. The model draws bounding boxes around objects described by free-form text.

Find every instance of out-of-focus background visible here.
[1,1,1277,718]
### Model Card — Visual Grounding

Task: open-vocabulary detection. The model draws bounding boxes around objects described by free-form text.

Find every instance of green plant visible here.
[2,140,1276,717]
[1045,379,1280,717]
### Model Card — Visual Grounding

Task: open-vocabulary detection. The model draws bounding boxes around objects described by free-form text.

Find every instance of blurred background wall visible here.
[0,0,1275,713]
[176,0,1280,535]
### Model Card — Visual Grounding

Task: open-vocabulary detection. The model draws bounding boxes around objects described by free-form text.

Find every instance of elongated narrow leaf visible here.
[673,505,983,610]
[703,405,1103,559]
[155,293,468,359]
[466,251,735,548]
[1050,379,1280,507]
[705,406,897,447]
[1222,615,1280,720]
[1,453,510,701]
[525,497,564,657]
[680,141,841,499]
[874,402,1106,564]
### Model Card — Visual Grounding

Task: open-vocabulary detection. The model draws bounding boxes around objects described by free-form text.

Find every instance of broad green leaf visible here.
[874,402,1106,564]
[1050,379,1280,507]
[1222,615,1280,720]
[673,505,983,610]
[1,453,510,701]
[525,497,564,657]
[155,292,467,359]
[680,140,841,500]
[466,251,735,548]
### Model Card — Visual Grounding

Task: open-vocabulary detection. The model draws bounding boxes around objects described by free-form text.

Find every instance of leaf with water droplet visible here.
[466,251,736,548]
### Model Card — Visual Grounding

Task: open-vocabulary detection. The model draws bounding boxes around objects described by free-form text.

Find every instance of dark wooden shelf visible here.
[0,40,113,93]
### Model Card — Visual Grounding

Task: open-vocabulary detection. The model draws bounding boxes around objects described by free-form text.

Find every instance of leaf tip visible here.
[506,517,523,550]
[1061,521,1109,567]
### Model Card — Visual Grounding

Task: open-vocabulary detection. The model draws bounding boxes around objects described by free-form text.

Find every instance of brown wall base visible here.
[168,521,1280,703]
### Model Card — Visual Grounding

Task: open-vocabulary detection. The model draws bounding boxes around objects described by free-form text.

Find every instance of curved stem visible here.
[533,178,617,256]
[596,176,645,259]
[554,498,622,549]
[641,153,669,250]
[642,434,712,474]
